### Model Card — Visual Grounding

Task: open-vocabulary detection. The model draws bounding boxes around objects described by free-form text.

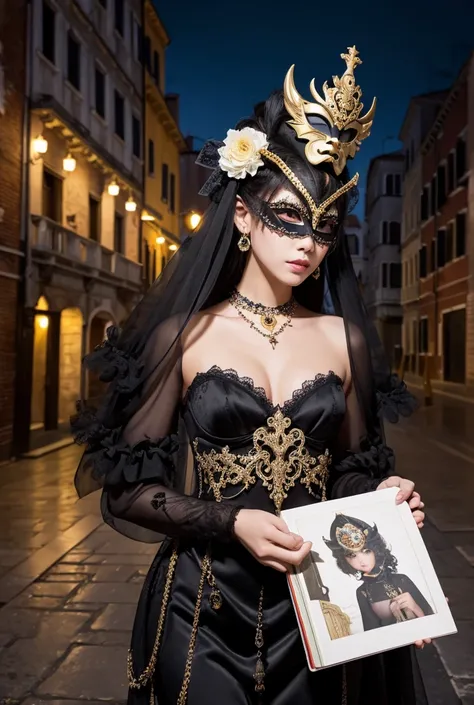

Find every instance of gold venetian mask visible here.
[284,46,376,176]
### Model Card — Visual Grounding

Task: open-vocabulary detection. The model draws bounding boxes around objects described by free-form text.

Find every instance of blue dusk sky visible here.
[154,0,473,216]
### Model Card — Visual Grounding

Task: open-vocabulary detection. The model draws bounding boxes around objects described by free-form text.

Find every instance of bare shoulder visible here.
[181,301,235,351]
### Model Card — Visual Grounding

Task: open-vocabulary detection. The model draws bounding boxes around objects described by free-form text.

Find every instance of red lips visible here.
[287,259,310,267]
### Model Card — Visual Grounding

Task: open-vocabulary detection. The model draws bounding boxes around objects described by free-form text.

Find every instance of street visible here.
[0,392,472,705]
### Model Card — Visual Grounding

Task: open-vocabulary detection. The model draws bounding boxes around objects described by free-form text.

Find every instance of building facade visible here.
[14,0,145,455]
[364,152,404,365]
[467,56,474,389]
[399,92,449,375]
[142,0,185,286]
[180,135,211,227]
[416,62,470,384]
[0,1,28,461]
[344,214,365,284]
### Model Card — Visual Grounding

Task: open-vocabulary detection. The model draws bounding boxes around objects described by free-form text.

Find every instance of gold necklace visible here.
[229,290,297,348]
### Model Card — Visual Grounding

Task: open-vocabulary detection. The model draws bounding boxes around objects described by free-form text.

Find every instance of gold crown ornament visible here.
[335,523,369,552]
[284,46,376,175]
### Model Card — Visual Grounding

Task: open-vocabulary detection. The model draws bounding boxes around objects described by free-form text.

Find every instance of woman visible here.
[324,514,434,631]
[73,47,426,705]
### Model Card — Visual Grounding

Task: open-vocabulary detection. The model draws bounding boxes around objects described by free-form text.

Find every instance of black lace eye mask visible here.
[257,198,339,246]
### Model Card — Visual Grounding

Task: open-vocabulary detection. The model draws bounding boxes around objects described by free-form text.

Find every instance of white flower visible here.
[218,127,269,179]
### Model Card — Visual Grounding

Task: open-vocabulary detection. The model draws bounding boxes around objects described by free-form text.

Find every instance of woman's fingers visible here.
[408,492,421,509]
[264,540,312,567]
[267,525,304,550]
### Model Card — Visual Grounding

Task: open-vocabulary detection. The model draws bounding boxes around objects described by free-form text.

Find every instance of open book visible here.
[281,487,457,670]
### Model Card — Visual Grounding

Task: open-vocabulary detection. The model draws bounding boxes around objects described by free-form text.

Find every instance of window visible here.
[419,245,427,278]
[386,175,394,196]
[447,151,455,193]
[67,32,81,90]
[153,51,160,86]
[446,222,454,263]
[419,318,428,354]
[148,139,155,175]
[456,212,466,257]
[381,262,401,288]
[394,174,401,196]
[132,18,142,61]
[144,36,151,71]
[114,0,124,36]
[389,221,401,245]
[114,212,124,254]
[42,168,62,222]
[430,175,437,216]
[132,115,141,158]
[436,228,446,268]
[456,136,467,182]
[114,90,125,139]
[89,196,101,242]
[42,1,56,64]
[430,239,436,273]
[436,164,446,208]
[161,163,169,202]
[170,173,176,212]
[347,233,359,256]
[420,187,429,221]
[95,65,106,118]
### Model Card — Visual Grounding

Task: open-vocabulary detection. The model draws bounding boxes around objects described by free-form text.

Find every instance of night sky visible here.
[154,0,473,216]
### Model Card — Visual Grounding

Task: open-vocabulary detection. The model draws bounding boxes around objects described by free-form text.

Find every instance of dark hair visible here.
[203,90,351,311]
[331,533,399,578]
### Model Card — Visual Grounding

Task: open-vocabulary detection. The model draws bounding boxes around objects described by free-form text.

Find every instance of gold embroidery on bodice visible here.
[193,409,331,512]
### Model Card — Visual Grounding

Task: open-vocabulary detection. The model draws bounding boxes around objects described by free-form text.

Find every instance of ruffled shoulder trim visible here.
[74,428,179,498]
[85,325,144,394]
[377,374,418,423]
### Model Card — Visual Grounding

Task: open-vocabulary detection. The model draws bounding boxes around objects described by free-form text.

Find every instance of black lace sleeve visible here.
[74,321,242,543]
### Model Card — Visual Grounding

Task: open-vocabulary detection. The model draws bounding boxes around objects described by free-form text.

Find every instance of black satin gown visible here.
[128,367,427,705]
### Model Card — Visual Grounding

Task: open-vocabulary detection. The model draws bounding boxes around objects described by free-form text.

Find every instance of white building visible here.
[364,152,404,364]
[344,214,365,284]
[17,0,145,453]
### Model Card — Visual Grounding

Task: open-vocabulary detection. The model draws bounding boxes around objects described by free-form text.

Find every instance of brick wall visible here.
[0,1,27,460]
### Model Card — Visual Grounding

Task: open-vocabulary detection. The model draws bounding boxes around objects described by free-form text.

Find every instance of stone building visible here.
[14,0,145,455]
[0,1,28,461]
[141,0,185,286]
[364,152,404,364]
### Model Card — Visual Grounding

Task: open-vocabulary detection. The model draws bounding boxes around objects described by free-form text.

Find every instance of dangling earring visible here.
[238,231,251,252]
[312,266,320,280]
[354,571,362,581]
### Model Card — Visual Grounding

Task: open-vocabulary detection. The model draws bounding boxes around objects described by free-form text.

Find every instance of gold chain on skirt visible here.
[127,544,210,705]
[128,546,179,690]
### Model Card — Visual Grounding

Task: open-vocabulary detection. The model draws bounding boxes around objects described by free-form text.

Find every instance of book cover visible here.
[281,487,457,670]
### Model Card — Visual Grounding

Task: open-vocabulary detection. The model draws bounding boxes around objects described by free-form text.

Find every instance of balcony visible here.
[30,215,142,289]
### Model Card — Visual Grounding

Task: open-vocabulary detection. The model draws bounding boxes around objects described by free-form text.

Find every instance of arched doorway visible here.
[87,312,115,402]
[59,308,83,424]
[30,296,50,432]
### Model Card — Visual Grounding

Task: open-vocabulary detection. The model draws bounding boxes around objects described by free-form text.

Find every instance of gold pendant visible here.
[209,588,223,610]
[261,313,277,332]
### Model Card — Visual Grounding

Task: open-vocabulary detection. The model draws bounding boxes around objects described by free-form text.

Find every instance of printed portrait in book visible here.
[301,512,435,639]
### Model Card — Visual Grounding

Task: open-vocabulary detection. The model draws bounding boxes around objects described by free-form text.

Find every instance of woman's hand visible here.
[376,476,425,529]
[390,592,425,619]
[233,509,312,572]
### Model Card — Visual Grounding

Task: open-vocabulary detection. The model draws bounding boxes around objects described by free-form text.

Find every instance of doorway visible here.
[30,296,61,433]
[443,308,466,383]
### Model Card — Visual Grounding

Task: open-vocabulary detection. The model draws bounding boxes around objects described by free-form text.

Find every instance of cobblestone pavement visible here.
[0,397,472,704]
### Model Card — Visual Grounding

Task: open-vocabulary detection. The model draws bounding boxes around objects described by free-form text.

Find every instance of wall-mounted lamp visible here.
[63,153,77,172]
[125,195,137,212]
[31,134,48,164]
[169,244,178,252]
[155,236,165,245]
[108,180,120,196]
[141,210,155,222]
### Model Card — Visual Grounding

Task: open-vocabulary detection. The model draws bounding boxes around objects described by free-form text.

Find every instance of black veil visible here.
[72,92,416,542]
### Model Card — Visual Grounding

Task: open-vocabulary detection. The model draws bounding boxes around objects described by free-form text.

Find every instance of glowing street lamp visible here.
[63,153,77,172]
[32,134,48,155]
[125,196,137,212]
[156,236,165,245]
[108,180,120,196]
[169,244,178,252]
[189,212,202,230]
